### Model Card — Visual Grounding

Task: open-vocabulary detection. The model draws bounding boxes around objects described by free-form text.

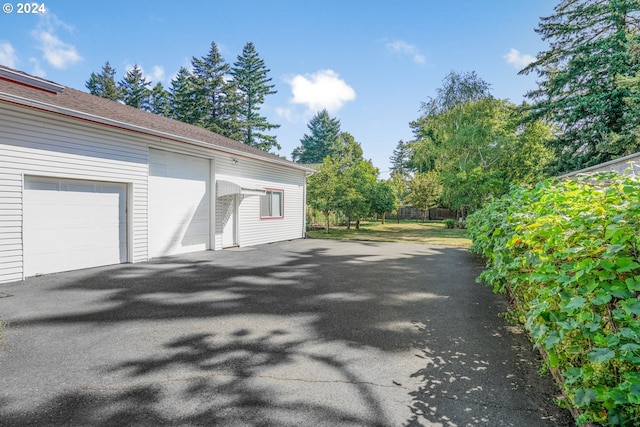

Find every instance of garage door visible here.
[148,149,210,257]
[23,176,127,277]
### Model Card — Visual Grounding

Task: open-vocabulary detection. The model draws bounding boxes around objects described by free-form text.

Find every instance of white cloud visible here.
[0,41,17,68]
[504,48,535,69]
[286,69,356,114]
[386,40,426,64]
[31,14,82,69]
[29,58,45,77]
[149,65,165,83]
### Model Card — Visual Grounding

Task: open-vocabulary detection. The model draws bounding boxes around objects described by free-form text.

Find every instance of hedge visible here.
[466,172,640,426]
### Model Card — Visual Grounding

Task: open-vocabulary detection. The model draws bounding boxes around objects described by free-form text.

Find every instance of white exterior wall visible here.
[0,103,149,284]
[214,153,306,250]
[0,102,307,284]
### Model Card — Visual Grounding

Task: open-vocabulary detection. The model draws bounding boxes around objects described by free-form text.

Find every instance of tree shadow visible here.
[0,240,572,426]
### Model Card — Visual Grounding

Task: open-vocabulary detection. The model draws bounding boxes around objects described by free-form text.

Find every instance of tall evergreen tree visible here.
[191,42,240,138]
[389,140,411,178]
[149,82,170,117]
[169,67,199,125]
[231,42,280,151]
[85,61,121,101]
[521,0,640,172]
[291,109,342,163]
[119,64,151,110]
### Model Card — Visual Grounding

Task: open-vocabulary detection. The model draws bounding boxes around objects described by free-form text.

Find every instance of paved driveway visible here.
[0,239,572,426]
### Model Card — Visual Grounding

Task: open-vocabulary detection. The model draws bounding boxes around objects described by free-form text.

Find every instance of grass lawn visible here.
[306,220,471,247]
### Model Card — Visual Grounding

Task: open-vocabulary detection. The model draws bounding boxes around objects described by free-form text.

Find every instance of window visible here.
[260,189,283,218]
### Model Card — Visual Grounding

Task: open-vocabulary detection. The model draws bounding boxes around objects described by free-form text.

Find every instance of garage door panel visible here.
[149,149,210,257]
[23,176,127,277]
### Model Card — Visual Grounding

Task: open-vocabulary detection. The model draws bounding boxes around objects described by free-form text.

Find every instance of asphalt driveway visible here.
[0,239,573,426]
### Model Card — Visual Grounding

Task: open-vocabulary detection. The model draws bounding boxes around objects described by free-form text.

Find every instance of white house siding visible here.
[214,154,306,250]
[0,103,148,283]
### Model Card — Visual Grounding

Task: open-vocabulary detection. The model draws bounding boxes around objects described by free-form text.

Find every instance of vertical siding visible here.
[0,104,149,284]
[214,153,306,248]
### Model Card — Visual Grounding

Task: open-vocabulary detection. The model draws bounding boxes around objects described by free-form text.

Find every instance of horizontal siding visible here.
[215,153,306,248]
[0,103,149,283]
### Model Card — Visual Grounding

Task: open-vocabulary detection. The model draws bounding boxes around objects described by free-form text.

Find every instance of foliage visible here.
[85,61,122,101]
[231,42,280,151]
[387,172,408,222]
[292,109,342,163]
[521,0,640,173]
[148,82,170,117]
[191,42,240,139]
[444,218,456,229]
[119,64,151,110]
[389,140,412,179]
[337,159,379,229]
[409,72,554,217]
[405,171,442,222]
[169,67,200,125]
[467,172,640,426]
[369,180,396,224]
[306,157,342,233]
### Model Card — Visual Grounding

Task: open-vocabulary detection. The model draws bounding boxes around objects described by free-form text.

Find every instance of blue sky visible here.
[0,0,556,177]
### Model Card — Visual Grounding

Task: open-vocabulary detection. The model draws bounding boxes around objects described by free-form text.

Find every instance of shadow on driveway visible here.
[0,239,573,426]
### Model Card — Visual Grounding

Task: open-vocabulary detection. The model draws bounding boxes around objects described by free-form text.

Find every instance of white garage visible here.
[23,176,127,276]
[148,149,211,257]
[0,65,312,284]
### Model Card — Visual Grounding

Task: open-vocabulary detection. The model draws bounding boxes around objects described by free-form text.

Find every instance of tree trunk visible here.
[355,220,360,230]
[324,211,330,233]
[421,209,427,222]
[346,218,351,230]
[381,212,386,225]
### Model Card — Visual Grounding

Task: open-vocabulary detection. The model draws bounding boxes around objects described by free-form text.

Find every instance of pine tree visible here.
[521,0,640,172]
[291,109,342,163]
[85,61,121,101]
[149,82,170,117]
[119,64,151,110]
[169,67,199,125]
[389,140,411,178]
[191,42,239,138]
[231,42,280,151]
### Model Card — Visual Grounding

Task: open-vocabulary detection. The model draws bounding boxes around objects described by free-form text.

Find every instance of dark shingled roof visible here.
[0,66,311,172]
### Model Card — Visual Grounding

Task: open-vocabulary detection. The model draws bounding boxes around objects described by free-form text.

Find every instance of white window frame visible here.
[260,189,284,219]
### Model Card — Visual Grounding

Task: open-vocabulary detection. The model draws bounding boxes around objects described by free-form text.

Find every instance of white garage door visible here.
[23,176,127,277]
[149,149,210,257]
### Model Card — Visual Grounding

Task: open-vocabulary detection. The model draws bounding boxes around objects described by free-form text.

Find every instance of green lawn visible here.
[306,220,471,247]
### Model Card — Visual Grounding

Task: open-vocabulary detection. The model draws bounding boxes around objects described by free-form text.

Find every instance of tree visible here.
[191,42,239,138]
[337,159,378,229]
[387,172,408,223]
[119,64,151,110]
[169,67,200,125]
[292,109,342,163]
[520,0,640,173]
[85,61,121,101]
[231,42,280,151]
[389,140,411,178]
[369,180,396,224]
[306,157,341,233]
[148,82,170,117]
[406,172,442,222]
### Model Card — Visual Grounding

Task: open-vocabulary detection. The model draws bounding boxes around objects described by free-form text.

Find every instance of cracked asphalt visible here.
[0,239,574,426]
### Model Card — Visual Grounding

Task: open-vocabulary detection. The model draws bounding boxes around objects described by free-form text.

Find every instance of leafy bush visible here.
[444,218,456,229]
[467,172,640,426]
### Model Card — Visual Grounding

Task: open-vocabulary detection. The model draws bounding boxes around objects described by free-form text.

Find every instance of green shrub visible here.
[444,218,456,229]
[467,172,640,426]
